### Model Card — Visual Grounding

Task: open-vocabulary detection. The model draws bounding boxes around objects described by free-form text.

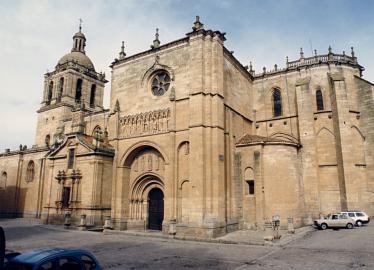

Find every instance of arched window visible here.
[92,126,102,137]
[45,134,51,147]
[26,161,35,182]
[90,84,96,108]
[75,79,83,103]
[0,172,7,189]
[47,81,53,104]
[316,89,324,111]
[272,88,282,117]
[57,77,64,100]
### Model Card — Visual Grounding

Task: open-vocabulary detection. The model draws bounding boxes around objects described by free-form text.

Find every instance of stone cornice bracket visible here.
[328,72,345,82]
[295,77,311,87]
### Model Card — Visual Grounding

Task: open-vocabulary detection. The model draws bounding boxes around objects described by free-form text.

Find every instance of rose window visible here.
[151,71,171,96]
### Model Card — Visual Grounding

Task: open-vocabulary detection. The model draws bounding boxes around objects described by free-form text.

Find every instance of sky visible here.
[1,0,374,151]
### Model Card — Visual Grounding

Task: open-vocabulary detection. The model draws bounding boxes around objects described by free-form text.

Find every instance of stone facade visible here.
[1,17,373,238]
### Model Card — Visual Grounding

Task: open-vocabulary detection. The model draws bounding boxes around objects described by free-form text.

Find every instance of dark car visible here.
[4,248,102,270]
[4,252,21,267]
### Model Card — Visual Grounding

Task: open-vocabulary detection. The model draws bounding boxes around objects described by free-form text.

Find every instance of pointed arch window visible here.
[75,79,82,103]
[0,172,7,189]
[26,161,35,182]
[272,88,282,117]
[316,89,324,111]
[47,81,53,104]
[90,84,96,108]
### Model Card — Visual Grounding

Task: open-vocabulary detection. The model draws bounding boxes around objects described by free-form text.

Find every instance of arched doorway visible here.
[148,188,164,230]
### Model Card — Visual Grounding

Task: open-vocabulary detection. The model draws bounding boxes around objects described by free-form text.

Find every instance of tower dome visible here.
[56,25,95,71]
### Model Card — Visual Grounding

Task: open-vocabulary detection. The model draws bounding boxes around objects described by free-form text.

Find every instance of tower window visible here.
[75,79,83,103]
[67,149,75,169]
[58,77,64,100]
[272,89,282,117]
[246,180,255,195]
[90,84,96,108]
[316,89,324,111]
[26,161,35,182]
[47,81,53,104]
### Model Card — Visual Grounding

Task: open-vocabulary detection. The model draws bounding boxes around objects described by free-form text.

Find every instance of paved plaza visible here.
[1,219,374,269]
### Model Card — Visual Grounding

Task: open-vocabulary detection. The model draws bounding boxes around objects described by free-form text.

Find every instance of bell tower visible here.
[35,23,108,147]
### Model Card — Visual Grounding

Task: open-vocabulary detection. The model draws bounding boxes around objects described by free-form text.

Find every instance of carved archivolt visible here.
[119,108,170,138]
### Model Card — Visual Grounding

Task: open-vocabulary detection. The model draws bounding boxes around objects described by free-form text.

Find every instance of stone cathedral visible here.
[1,17,373,238]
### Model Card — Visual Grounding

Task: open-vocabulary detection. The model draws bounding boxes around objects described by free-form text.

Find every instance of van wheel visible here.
[356,220,362,227]
[346,223,354,229]
[320,223,328,230]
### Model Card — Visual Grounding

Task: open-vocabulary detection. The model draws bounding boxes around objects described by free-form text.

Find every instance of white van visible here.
[340,211,370,227]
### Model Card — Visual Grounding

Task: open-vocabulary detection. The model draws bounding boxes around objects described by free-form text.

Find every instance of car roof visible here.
[11,248,91,264]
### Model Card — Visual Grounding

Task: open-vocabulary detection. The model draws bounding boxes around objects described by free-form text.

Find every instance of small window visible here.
[339,214,348,219]
[68,149,75,169]
[348,213,355,217]
[61,187,71,209]
[356,212,364,217]
[316,89,324,111]
[332,215,338,220]
[246,180,255,195]
[81,255,96,270]
[26,161,35,182]
[272,89,282,117]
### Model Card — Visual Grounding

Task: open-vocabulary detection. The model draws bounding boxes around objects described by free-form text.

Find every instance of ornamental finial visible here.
[351,46,355,58]
[79,18,83,32]
[314,49,317,56]
[192,15,204,31]
[119,41,126,60]
[300,47,304,59]
[151,28,160,49]
[328,45,332,54]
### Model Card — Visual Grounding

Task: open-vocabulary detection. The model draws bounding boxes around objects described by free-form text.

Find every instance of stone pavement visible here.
[2,218,374,269]
[104,225,314,246]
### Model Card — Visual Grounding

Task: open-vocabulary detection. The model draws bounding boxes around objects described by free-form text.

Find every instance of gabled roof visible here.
[47,133,115,159]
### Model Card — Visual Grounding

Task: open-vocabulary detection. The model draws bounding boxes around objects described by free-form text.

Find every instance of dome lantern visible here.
[71,19,86,53]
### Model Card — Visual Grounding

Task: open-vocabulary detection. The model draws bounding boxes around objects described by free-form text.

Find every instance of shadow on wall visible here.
[0,186,28,218]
